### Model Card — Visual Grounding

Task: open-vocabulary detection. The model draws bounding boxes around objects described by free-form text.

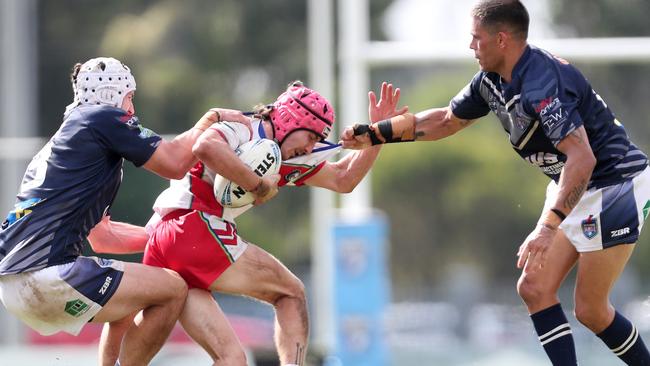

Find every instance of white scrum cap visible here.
[72,57,136,109]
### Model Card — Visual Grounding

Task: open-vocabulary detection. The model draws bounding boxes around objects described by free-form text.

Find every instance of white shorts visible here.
[544,166,650,252]
[0,256,124,336]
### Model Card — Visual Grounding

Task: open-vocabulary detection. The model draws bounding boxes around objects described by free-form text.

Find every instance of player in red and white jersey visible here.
[101,81,406,366]
[147,109,344,225]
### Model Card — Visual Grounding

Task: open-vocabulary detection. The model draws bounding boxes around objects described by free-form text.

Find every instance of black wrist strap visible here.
[377,119,393,140]
[352,124,383,145]
[550,208,567,221]
[377,119,415,144]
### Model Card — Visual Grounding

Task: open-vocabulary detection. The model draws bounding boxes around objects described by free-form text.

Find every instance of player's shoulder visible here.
[76,104,128,119]
[517,47,562,97]
[522,45,577,82]
[520,46,556,77]
[70,105,132,127]
[521,46,585,100]
[213,120,254,142]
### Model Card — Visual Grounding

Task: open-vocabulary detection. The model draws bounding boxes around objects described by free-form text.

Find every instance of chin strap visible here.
[352,113,416,145]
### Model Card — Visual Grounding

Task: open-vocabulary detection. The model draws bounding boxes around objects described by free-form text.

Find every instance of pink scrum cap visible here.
[268,81,335,145]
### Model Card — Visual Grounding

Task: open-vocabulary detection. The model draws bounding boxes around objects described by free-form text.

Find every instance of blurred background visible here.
[1,0,650,365]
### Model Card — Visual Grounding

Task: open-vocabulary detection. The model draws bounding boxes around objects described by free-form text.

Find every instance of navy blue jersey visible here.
[451,45,648,188]
[0,105,161,275]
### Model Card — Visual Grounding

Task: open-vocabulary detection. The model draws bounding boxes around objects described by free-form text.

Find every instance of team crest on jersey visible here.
[581,214,598,239]
[284,169,302,183]
[487,94,500,111]
[515,114,531,130]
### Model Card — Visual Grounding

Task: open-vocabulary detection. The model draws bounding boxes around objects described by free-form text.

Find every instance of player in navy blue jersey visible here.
[0,57,259,366]
[341,1,650,365]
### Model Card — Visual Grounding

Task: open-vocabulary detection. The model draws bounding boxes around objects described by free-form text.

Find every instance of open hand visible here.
[369,82,408,123]
[339,82,408,149]
[516,224,558,271]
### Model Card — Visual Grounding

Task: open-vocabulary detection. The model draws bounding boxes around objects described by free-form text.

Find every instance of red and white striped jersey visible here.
[149,120,341,225]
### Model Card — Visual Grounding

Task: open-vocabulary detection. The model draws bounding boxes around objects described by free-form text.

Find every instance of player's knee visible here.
[164,269,188,301]
[287,277,306,302]
[516,275,544,303]
[574,302,607,330]
[272,277,306,306]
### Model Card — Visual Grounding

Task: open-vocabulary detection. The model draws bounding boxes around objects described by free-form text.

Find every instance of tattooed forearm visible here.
[414,118,429,140]
[562,178,587,210]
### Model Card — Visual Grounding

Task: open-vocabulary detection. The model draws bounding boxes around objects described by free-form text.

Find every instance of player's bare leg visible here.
[574,244,634,332]
[211,244,308,366]
[517,229,578,313]
[93,263,188,366]
[517,229,579,365]
[574,243,650,363]
[178,288,247,365]
[98,313,135,366]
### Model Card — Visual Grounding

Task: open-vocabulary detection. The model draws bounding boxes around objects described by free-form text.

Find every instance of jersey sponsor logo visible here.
[537,97,565,129]
[122,115,158,139]
[99,276,113,295]
[138,126,157,139]
[581,215,598,239]
[2,198,42,229]
[524,152,564,175]
[121,115,140,129]
[534,96,555,113]
[64,299,90,317]
[610,227,630,238]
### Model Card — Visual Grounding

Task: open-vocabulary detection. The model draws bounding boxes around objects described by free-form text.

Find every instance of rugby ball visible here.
[213,139,282,208]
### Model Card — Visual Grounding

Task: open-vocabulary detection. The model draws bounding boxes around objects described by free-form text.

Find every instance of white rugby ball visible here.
[213,138,282,208]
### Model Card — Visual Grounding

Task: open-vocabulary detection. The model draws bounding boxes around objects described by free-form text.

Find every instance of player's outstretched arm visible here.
[339,105,476,149]
[144,108,252,179]
[87,215,149,254]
